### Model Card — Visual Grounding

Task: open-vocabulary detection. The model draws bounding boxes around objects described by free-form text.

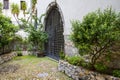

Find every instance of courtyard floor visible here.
[0,55,72,80]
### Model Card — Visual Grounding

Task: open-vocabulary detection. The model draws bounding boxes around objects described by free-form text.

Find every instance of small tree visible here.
[71,8,120,67]
[11,3,20,25]
[21,1,27,17]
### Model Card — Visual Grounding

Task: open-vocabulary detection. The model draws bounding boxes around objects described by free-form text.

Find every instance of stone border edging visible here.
[58,60,120,80]
[0,52,17,65]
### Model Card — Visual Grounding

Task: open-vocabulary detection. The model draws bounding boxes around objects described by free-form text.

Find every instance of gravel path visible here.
[0,56,72,80]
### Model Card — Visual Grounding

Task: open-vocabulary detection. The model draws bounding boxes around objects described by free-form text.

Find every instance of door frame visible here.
[44,2,65,60]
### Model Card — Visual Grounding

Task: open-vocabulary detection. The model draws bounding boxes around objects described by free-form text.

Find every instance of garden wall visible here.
[0,52,17,65]
[58,60,120,80]
[64,35,79,56]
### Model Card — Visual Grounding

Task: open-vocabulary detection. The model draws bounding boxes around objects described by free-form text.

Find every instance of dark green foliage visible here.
[21,14,48,51]
[71,8,120,66]
[113,70,120,78]
[65,56,84,66]
[0,14,18,53]
[94,63,108,73]
[59,51,65,60]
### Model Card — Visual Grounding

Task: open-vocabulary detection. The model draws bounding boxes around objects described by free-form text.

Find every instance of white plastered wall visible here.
[0,0,31,25]
[37,0,120,55]
[37,0,120,35]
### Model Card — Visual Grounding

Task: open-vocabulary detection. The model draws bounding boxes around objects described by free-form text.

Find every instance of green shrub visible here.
[81,62,92,69]
[94,63,108,73]
[21,14,48,51]
[17,51,23,56]
[59,51,65,60]
[71,8,120,67]
[113,70,120,78]
[66,56,84,66]
[0,14,19,54]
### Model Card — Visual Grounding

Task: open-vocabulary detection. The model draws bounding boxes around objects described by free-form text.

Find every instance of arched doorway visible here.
[45,3,64,60]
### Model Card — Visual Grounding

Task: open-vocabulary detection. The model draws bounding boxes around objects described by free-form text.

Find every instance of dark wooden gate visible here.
[45,6,64,60]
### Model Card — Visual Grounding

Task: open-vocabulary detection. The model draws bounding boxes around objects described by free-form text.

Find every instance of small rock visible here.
[37,72,48,78]
[96,75,105,80]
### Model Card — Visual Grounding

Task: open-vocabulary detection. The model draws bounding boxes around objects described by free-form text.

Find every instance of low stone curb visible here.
[0,52,17,65]
[58,60,120,80]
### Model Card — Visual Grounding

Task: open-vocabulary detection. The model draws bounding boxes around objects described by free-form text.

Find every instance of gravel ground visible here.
[0,55,72,80]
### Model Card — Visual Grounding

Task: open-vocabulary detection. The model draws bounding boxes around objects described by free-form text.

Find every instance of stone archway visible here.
[45,2,64,60]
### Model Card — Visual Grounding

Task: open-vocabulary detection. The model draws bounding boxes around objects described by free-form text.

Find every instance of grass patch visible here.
[12,55,54,65]
[0,55,72,80]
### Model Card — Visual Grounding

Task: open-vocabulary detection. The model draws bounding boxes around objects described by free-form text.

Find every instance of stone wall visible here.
[58,60,120,80]
[64,35,79,56]
[0,52,17,65]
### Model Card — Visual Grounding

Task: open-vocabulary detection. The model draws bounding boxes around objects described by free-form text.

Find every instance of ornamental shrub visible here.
[65,56,84,66]
[0,14,19,54]
[71,8,120,67]
[94,62,108,73]
[59,51,65,60]
[113,70,120,78]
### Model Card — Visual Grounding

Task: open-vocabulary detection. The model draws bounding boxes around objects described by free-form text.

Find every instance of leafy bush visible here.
[59,51,65,60]
[65,56,84,66]
[21,14,48,51]
[0,14,18,53]
[71,8,120,67]
[113,70,120,78]
[94,63,108,73]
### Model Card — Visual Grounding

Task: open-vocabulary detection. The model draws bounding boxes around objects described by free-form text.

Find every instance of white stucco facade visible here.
[37,0,120,35]
[37,0,120,56]
[0,0,31,25]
